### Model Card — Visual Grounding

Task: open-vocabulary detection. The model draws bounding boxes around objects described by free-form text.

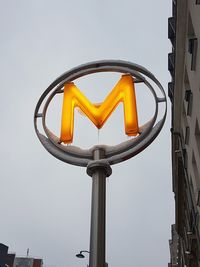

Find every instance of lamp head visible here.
[76,252,85,258]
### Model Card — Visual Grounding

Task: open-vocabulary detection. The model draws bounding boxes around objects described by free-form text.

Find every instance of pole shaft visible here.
[89,148,106,267]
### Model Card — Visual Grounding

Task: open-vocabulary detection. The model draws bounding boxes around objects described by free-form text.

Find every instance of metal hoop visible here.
[34,60,167,167]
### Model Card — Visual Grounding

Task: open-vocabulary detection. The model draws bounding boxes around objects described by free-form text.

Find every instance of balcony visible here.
[168,82,174,102]
[168,17,176,47]
[168,52,175,77]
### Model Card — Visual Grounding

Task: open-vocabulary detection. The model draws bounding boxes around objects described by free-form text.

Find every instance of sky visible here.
[0,1,174,267]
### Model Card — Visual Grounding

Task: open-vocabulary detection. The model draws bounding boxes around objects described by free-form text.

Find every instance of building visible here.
[168,0,200,266]
[0,243,9,267]
[0,244,43,267]
[13,257,42,267]
[169,225,179,267]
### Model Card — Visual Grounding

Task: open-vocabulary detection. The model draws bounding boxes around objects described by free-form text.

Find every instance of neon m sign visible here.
[60,74,139,143]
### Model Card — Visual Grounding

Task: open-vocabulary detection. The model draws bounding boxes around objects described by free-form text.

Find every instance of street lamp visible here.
[76,250,90,259]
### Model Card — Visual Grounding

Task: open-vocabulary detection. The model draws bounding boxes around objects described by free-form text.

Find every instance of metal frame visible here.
[34,60,167,167]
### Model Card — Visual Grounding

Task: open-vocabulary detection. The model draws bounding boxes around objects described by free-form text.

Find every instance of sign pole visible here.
[87,148,112,267]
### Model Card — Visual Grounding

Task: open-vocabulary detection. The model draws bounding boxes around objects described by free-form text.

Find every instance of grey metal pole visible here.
[86,148,112,267]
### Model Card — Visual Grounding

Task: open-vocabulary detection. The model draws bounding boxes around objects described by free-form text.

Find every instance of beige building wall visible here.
[169,0,200,266]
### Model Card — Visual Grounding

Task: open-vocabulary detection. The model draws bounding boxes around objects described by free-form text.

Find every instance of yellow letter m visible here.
[60,74,139,143]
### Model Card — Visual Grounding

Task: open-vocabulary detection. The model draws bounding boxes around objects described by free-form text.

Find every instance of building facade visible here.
[168,0,200,266]
[0,244,43,267]
[13,257,42,267]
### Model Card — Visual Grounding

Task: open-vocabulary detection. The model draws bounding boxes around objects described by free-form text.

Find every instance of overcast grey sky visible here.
[0,1,174,267]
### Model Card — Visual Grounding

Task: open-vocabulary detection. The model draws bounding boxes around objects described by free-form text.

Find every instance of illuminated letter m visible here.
[60,74,139,143]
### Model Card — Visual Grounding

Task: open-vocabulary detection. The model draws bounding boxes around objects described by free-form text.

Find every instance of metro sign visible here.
[34,60,167,267]
[34,60,167,167]
[60,74,138,144]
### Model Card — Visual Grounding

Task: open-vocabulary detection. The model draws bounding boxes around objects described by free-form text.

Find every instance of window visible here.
[184,89,193,116]
[185,126,190,145]
[183,148,188,168]
[187,14,198,71]
[188,38,198,70]
[197,190,200,206]
[190,177,196,207]
[195,119,200,158]
[192,152,200,190]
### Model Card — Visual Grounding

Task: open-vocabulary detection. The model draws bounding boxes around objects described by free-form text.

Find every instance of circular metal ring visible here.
[34,60,167,167]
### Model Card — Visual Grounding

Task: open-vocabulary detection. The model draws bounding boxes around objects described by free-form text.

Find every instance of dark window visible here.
[185,126,190,145]
[195,212,199,227]
[197,191,200,206]
[195,120,200,158]
[188,38,198,71]
[183,148,188,168]
[192,153,200,191]
[196,0,200,4]
[185,90,193,116]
